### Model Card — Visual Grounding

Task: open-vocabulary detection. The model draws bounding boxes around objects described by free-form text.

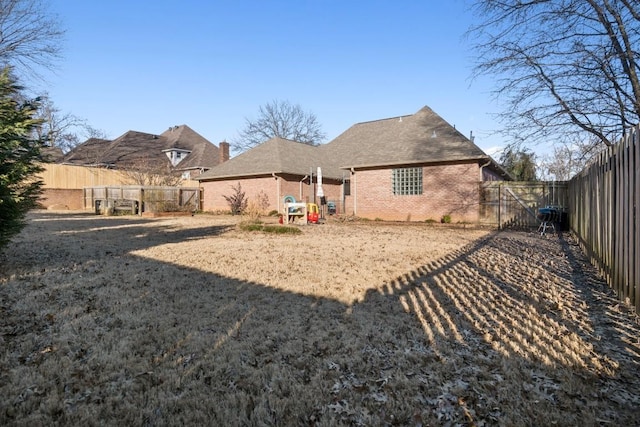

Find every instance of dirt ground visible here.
[1,211,639,426]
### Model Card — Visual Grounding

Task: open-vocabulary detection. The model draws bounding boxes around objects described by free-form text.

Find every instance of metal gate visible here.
[479,181,569,229]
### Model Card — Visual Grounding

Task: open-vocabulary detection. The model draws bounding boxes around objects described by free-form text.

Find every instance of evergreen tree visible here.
[0,68,44,249]
[500,147,538,181]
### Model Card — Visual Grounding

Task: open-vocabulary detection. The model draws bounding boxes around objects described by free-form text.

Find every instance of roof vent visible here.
[431,130,437,138]
[399,116,402,123]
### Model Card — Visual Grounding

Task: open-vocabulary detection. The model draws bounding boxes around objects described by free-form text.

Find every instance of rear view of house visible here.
[196,106,509,222]
[323,106,509,222]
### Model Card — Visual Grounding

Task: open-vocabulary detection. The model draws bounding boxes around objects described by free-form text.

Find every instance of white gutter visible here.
[350,167,356,216]
[272,173,280,213]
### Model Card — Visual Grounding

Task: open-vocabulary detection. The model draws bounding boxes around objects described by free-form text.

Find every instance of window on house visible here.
[392,167,423,195]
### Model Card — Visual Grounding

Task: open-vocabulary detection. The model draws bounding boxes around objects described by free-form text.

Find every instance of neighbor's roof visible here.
[62,125,220,170]
[61,137,112,166]
[40,145,64,163]
[196,137,343,181]
[323,106,495,169]
[159,125,220,171]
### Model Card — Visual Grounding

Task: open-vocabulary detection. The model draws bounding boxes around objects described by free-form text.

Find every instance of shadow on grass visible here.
[1,213,639,425]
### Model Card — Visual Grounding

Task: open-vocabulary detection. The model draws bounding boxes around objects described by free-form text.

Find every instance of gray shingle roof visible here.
[197,105,509,181]
[62,125,220,171]
[196,137,343,180]
[160,125,220,171]
[323,106,490,169]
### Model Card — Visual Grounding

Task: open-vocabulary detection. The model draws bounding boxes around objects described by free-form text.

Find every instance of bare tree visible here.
[33,93,106,153]
[0,0,65,79]
[120,157,184,187]
[539,139,605,181]
[235,100,326,152]
[468,0,640,149]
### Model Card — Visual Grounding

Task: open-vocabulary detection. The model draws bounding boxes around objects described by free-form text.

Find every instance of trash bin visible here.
[327,201,336,215]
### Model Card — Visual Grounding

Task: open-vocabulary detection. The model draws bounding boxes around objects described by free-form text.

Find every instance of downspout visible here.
[479,158,492,181]
[479,159,492,226]
[272,173,280,213]
[299,175,308,201]
[350,167,356,216]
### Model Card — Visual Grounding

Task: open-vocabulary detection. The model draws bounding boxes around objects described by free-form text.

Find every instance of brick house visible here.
[196,137,345,214]
[196,106,510,222]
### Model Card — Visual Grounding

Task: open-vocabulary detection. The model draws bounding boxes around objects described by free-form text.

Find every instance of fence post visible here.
[635,127,640,311]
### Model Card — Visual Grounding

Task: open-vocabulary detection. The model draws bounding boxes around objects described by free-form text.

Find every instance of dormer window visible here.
[162,148,191,167]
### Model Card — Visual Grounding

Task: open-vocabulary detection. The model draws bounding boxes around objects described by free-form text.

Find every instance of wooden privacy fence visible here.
[38,163,200,188]
[39,163,128,188]
[479,181,569,229]
[568,126,639,313]
[84,186,202,215]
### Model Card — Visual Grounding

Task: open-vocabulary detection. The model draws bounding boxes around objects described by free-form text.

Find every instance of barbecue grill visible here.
[537,206,561,235]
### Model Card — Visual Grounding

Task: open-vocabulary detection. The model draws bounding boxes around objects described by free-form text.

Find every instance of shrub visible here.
[243,190,270,222]
[262,225,301,234]
[223,183,248,215]
[239,223,264,232]
[238,222,301,234]
[441,214,452,224]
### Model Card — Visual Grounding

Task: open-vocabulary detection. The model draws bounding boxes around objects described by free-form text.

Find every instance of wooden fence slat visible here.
[635,127,640,310]
[569,125,639,314]
[624,138,634,300]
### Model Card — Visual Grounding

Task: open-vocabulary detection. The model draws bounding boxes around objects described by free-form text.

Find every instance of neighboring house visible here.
[62,125,229,179]
[197,106,510,222]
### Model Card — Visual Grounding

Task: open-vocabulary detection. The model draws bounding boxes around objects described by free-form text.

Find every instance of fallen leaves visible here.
[1,213,639,426]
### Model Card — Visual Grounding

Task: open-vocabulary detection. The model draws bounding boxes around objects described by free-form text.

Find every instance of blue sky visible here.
[43,0,505,155]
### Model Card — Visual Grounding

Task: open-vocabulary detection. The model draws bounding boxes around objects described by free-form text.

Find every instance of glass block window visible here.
[392,167,423,195]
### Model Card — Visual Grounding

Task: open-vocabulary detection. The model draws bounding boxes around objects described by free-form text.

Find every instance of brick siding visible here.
[353,163,481,222]
[201,176,344,214]
[39,189,85,210]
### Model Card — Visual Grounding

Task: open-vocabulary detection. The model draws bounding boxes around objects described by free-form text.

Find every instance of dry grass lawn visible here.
[1,211,639,426]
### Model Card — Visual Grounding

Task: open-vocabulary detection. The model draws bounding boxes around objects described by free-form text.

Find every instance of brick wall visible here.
[353,163,481,222]
[39,189,85,210]
[201,178,277,212]
[200,176,344,214]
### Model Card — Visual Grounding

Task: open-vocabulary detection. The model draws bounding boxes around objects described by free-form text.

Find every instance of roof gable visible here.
[324,106,489,169]
[160,125,220,170]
